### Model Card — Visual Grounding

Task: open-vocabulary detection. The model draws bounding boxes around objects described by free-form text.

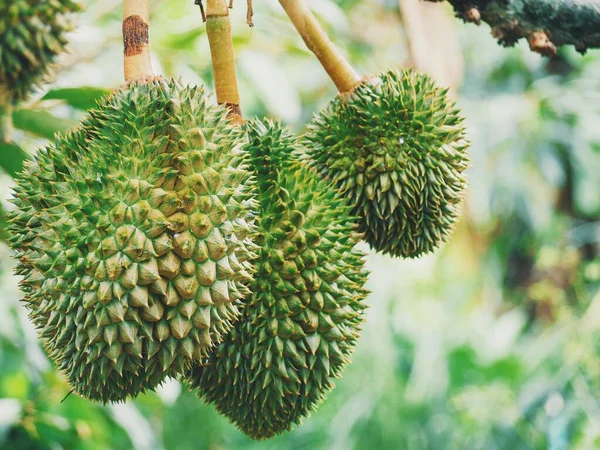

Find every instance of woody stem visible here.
[206,0,243,122]
[278,0,361,93]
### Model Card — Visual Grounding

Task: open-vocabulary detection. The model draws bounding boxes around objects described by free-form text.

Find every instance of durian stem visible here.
[0,85,13,143]
[278,0,361,93]
[206,0,243,124]
[123,0,154,81]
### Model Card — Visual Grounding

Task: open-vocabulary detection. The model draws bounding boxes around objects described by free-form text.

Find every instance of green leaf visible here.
[42,87,110,110]
[12,109,75,140]
[164,28,205,51]
[0,142,29,177]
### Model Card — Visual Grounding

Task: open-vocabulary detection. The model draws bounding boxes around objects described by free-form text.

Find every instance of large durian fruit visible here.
[0,0,81,101]
[305,68,470,258]
[188,120,368,439]
[8,77,257,403]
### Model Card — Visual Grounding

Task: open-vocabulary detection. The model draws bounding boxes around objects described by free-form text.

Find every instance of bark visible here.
[123,0,154,80]
[424,0,600,55]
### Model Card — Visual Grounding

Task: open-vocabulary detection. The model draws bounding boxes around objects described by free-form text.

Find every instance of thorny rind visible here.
[305,69,470,258]
[8,78,259,403]
[188,120,368,440]
[426,0,600,55]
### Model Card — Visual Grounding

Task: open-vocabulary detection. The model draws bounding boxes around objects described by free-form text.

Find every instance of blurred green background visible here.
[1,0,600,449]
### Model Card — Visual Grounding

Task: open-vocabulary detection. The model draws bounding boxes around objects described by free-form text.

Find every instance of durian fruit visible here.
[306,68,470,258]
[188,120,369,440]
[8,77,257,403]
[278,0,470,258]
[0,0,81,101]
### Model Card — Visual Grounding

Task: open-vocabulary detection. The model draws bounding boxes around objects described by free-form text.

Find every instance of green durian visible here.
[188,120,369,440]
[8,77,257,403]
[0,0,81,101]
[305,68,470,258]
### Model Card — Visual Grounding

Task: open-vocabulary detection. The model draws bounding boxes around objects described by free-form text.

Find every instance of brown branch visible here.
[123,0,154,80]
[195,0,207,22]
[247,0,254,27]
[425,0,600,55]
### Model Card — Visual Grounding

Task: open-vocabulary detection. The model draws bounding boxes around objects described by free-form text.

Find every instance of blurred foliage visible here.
[0,0,599,449]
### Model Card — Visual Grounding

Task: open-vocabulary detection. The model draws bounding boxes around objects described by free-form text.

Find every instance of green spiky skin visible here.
[305,68,470,258]
[8,77,257,403]
[188,120,369,440]
[0,0,81,101]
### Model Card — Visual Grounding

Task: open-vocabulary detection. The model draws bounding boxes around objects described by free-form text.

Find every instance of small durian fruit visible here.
[187,120,369,440]
[306,69,469,258]
[0,0,81,101]
[279,0,470,258]
[8,77,257,403]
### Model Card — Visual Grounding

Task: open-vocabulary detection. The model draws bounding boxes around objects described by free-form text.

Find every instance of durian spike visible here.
[0,84,13,143]
[205,0,244,124]
[278,0,360,93]
[123,0,154,81]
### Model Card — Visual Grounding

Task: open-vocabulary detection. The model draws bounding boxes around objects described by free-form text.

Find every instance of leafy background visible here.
[1,0,599,449]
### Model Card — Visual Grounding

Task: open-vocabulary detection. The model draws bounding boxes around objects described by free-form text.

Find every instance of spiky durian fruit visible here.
[8,77,257,403]
[0,0,81,101]
[188,120,368,440]
[305,68,470,258]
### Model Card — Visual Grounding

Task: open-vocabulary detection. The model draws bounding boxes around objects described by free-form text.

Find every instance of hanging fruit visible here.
[279,0,470,258]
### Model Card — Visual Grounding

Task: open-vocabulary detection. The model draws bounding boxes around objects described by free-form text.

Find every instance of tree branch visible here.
[425,0,600,55]
[279,0,361,93]
[206,0,244,124]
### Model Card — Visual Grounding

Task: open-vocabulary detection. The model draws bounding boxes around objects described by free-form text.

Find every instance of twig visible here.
[61,389,75,403]
[247,0,254,27]
[195,0,207,22]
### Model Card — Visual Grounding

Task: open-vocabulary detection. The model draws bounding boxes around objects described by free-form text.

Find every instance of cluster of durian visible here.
[9,78,370,436]
[6,2,470,439]
[0,0,81,101]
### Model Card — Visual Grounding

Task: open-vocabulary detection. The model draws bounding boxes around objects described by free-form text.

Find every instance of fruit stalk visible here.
[206,0,243,123]
[278,0,360,93]
[123,0,154,81]
[0,85,13,143]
